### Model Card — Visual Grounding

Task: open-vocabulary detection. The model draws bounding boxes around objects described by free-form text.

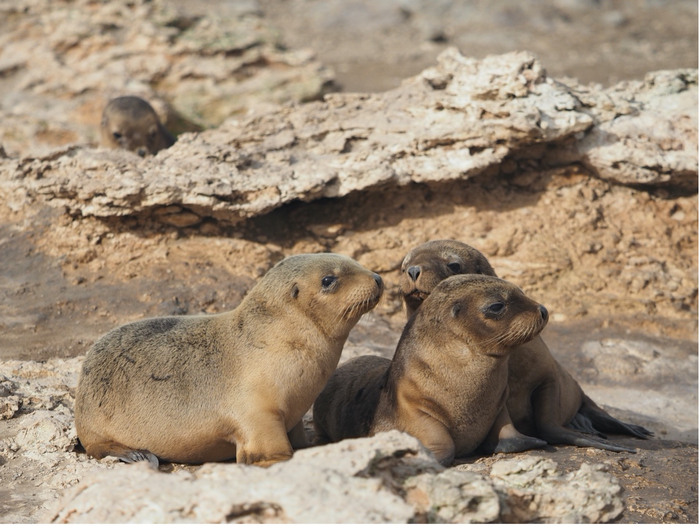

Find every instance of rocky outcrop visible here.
[44,430,625,524]
[1,50,696,228]
[0,0,334,157]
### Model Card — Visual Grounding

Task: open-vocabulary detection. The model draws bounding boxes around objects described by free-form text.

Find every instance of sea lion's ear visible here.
[291,284,299,299]
[451,303,461,317]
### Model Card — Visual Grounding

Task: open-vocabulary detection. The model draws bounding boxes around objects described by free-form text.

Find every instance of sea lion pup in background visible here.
[399,239,653,452]
[100,96,175,156]
[313,275,549,465]
[75,253,383,468]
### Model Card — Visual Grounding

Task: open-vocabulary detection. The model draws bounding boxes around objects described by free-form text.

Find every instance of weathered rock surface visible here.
[0,0,334,157]
[45,436,628,524]
[1,50,696,229]
[489,456,624,523]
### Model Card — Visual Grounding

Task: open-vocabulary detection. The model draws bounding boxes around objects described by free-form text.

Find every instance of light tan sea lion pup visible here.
[313,274,549,465]
[100,96,175,156]
[399,239,653,452]
[75,253,384,468]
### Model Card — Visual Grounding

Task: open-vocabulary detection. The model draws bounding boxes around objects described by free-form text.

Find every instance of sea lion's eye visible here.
[447,262,461,273]
[321,276,337,289]
[112,132,122,139]
[485,302,505,315]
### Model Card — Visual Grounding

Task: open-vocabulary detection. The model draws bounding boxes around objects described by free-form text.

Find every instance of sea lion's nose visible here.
[136,147,147,157]
[407,266,421,282]
[539,305,549,322]
[372,273,383,290]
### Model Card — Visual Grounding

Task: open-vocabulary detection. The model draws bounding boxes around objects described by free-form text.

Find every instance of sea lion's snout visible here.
[372,272,384,292]
[407,266,421,282]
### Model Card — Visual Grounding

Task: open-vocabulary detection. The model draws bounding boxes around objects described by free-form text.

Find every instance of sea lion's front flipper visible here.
[235,410,294,467]
[481,405,547,454]
[288,420,311,450]
[403,410,456,466]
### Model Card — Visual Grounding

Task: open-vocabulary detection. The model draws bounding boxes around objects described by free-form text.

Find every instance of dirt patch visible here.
[2,167,696,360]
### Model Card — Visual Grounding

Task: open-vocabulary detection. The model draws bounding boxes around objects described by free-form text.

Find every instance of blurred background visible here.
[176,0,698,92]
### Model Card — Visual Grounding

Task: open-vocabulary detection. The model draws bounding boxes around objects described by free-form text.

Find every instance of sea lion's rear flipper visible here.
[567,412,608,438]
[538,423,637,453]
[85,441,159,468]
[578,394,654,439]
[481,405,547,454]
[533,388,638,453]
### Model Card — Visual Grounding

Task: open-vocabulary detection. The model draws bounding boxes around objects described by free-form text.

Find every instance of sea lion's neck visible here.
[384,317,509,406]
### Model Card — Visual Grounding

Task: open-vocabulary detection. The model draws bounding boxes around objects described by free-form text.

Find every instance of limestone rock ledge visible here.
[43,431,622,524]
[0,50,696,228]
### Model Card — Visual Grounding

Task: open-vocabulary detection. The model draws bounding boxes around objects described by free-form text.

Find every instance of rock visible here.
[404,469,501,523]
[43,433,629,524]
[580,338,698,385]
[1,50,695,227]
[0,396,21,420]
[46,432,425,523]
[574,70,698,189]
[489,456,624,523]
[15,407,76,455]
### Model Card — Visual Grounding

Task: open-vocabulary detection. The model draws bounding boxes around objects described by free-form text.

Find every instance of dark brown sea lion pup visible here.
[313,274,549,465]
[100,96,175,156]
[399,239,653,452]
[75,253,383,468]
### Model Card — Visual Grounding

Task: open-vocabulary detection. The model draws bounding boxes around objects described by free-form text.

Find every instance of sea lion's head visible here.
[418,274,548,357]
[400,240,495,317]
[101,96,175,156]
[260,253,384,336]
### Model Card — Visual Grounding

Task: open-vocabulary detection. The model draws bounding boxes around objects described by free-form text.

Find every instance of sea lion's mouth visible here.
[509,318,548,348]
[343,289,383,319]
[405,289,430,304]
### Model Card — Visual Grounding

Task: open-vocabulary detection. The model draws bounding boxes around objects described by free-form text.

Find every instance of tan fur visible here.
[313,275,548,465]
[398,240,653,452]
[100,96,175,156]
[75,253,383,467]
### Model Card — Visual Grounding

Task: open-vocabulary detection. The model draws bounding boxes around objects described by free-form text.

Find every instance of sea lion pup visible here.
[399,239,653,453]
[100,96,175,156]
[313,275,549,465]
[75,253,384,468]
